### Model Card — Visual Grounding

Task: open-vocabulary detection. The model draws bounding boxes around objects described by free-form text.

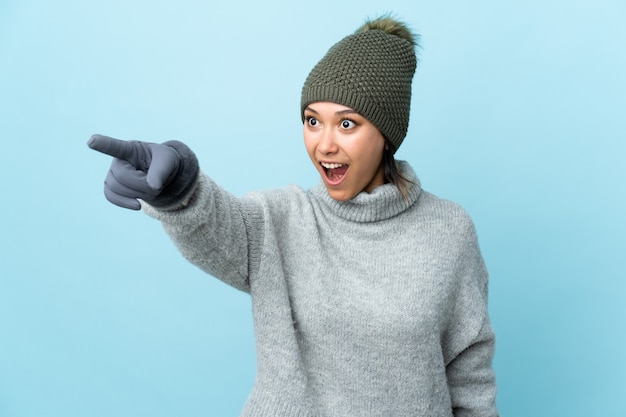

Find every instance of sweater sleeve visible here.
[443,216,499,417]
[142,173,265,293]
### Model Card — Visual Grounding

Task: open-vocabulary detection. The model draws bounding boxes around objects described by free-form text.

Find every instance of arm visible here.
[443,218,499,417]
[446,315,498,417]
[143,173,264,292]
[88,134,263,292]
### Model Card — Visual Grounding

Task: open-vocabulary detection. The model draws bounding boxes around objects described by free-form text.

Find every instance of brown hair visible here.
[382,140,415,202]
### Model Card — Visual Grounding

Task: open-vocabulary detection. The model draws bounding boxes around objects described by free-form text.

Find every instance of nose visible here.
[317,128,338,155]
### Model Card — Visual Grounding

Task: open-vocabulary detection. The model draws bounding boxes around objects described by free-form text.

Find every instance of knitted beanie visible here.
[301,17,418,152]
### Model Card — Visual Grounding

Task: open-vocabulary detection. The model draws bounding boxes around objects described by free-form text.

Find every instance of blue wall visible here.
[1,1,624,416]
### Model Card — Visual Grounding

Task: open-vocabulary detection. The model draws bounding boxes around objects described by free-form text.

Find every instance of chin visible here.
[326,188,355,202]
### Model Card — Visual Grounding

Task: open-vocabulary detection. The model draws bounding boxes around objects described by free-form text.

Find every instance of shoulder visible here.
[242,184,313,217]
[401,191,482,260]
[244,184,309,204]
[416,191,476,232]
[396,161,475,230]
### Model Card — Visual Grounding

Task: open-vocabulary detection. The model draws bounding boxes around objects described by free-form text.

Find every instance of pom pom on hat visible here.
[301,16,419,152]
[355,16,418,47]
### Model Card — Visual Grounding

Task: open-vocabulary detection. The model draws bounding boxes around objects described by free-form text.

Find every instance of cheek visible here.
[360,137,385,166]
[303,133,318,162]
[303,134,313,154]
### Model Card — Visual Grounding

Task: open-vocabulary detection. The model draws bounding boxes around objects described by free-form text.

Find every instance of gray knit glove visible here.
[87,134,199,210]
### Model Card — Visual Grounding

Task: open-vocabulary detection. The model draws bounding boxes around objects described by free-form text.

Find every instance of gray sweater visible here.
[145,161,498,417]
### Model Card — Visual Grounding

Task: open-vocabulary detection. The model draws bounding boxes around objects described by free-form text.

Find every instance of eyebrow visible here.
[304,106,359,116]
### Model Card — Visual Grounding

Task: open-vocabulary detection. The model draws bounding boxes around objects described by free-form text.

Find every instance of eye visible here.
[306,116,318,127]
[340,119,356,129]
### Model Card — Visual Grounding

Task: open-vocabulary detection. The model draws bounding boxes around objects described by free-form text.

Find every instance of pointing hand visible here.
[88,134,198,210]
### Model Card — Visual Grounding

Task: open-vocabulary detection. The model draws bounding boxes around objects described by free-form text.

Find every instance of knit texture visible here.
[143,162,498,417]
[301,20,417,152]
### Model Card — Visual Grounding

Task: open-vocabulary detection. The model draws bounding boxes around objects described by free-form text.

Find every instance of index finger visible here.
[87,134,138,162]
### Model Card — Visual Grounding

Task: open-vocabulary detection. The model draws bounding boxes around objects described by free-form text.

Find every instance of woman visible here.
[89,16,499,417]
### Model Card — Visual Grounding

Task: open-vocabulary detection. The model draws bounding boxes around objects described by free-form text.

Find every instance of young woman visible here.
[89,16,499,417]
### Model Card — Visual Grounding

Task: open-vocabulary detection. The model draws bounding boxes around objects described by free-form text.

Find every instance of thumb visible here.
[146,143,181,190]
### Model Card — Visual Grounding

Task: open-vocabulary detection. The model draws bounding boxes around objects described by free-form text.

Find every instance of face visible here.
[303,102,386,201]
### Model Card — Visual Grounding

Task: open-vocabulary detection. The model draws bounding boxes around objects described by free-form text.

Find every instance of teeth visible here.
[321,162,344,169]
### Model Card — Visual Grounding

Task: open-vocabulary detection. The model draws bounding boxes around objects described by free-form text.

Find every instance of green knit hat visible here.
[301,16,418,152]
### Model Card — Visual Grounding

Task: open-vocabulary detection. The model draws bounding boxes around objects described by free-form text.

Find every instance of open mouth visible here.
[321,162,349,185]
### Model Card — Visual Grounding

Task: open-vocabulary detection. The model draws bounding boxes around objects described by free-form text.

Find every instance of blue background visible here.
[1,1,624,416]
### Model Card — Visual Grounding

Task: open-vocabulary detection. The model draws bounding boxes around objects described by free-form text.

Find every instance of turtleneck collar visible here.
[310,160,422,223]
